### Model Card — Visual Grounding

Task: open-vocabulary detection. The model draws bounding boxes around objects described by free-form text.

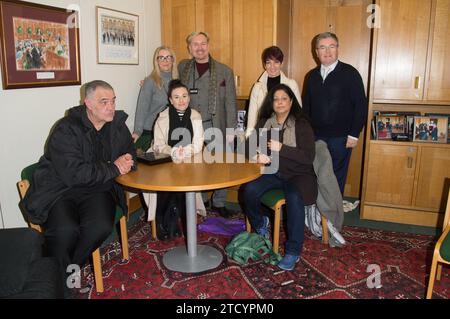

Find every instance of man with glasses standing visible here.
[22,80,136,294]
[178,31,237,218]
[303,32,367,195]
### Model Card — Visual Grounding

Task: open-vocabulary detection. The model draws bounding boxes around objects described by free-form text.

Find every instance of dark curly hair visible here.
[257,84,306,123]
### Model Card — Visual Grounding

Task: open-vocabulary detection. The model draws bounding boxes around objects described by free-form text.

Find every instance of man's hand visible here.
[114,153,134,175]
[346,137,358,148]
[131,133,139,143]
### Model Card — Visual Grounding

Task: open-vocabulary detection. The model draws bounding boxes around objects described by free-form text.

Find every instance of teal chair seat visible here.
[440,234,450,261]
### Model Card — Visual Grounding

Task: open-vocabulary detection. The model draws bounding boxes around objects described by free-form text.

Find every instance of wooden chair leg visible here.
[426,253,439,299]
[119,216,129,260]
[92,248,104,293]
[272,203,282,254]
[151,219,157,240]
[436,264,443,281]
[321,215,329,245]
[246,217,251,232]
[125,191,131,221]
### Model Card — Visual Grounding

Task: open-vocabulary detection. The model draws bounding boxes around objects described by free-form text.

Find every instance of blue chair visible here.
[17,163,129,293]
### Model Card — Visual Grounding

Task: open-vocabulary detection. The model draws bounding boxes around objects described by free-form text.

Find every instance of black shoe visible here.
[211,205,233,218]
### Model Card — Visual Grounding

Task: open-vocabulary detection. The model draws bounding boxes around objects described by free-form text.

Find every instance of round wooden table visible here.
[116,152,261,273]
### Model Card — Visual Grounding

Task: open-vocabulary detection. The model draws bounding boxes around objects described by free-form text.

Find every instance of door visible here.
[195,0,232,67]
[365,144,417,206]
[373,0,432,101]
[414,146,450,210]
[426,0,450,102]
[232,0,275,97]
[161,0,196,62]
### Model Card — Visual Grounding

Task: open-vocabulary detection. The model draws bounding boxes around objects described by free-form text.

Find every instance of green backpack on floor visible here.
[225,231,282,265]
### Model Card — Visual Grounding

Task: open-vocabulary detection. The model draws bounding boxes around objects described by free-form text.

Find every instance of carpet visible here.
[73,213,449,299]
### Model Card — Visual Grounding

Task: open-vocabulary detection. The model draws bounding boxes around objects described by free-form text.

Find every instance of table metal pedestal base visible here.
[163,245,223,273]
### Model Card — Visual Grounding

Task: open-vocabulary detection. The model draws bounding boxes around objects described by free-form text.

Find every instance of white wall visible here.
[0,0,161,228]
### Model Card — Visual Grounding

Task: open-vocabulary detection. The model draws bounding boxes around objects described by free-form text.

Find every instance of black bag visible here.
[156,192,184,240]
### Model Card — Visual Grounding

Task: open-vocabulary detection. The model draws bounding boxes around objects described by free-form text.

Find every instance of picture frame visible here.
[0,0,81,89]
[96,6,138,65]
[376,115,406,140]
[425,113,450,143]
[413,116,448,144]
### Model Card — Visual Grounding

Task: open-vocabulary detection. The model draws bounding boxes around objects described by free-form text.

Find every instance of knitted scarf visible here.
[181,55,218,116]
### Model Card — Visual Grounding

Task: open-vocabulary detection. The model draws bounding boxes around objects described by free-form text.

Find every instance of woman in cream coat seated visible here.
[144,79,205,240]
[245,46,301,138]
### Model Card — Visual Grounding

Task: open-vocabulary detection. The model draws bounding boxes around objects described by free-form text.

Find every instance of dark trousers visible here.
[243,173,305,256]
[316,136,352,194]
[43,191,116,277]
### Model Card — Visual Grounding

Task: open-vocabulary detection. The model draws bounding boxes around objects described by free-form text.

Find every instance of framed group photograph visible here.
[0,0,81,89]
[413,116,448,144]
[96,6,138,65]
[376,115,405,140]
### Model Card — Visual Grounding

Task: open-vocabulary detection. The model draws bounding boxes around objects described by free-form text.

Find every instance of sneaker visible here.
[277,254,300,271]
[255,216,270,239]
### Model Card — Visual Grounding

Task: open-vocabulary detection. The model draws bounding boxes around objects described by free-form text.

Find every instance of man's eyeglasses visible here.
[317,44,338,51]
[157,55,174,62]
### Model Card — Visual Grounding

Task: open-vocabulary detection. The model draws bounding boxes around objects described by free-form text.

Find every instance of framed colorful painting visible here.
[96,6,138,65]
[0,0,81,89]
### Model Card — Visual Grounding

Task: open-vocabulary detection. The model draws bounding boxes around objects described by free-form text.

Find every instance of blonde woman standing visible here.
[132,46,178,145]
[245,46,301,138]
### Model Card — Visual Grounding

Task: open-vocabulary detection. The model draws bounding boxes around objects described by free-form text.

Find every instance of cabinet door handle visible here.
[414,76,421,90]
[407,157,413,169]
[234,75,240,87]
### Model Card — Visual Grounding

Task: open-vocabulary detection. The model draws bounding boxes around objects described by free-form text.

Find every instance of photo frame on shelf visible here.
[376,115,406,140]
[0,0,81,89]
[96,6,138,65]
[425,113,450,143]
[413,116,448,144]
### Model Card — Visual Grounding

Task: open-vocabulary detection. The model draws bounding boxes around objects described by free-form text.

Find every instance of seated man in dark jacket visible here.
[22,80,136,293]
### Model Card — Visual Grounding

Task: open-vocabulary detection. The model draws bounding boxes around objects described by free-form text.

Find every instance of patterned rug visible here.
[73,214,449,299]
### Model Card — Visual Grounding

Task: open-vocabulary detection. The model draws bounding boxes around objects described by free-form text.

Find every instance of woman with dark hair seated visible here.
[244,83,317,270]
[145,79,204,240]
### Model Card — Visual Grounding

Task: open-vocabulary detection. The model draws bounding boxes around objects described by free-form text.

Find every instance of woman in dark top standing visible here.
[244,83,317,270]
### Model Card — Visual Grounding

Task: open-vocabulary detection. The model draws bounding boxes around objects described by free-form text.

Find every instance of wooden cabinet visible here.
[161,0,289,97]
[426,0,450,101]
[373,0,450,103]
[290,0,372,198]
[365,143,417,206]
[362,141,450,227]
[361,0,450,227]
[415,147,450,210]
[373,0,431,101]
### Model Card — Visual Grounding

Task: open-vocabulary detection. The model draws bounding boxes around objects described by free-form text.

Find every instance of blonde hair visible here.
[150,46,179,89]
